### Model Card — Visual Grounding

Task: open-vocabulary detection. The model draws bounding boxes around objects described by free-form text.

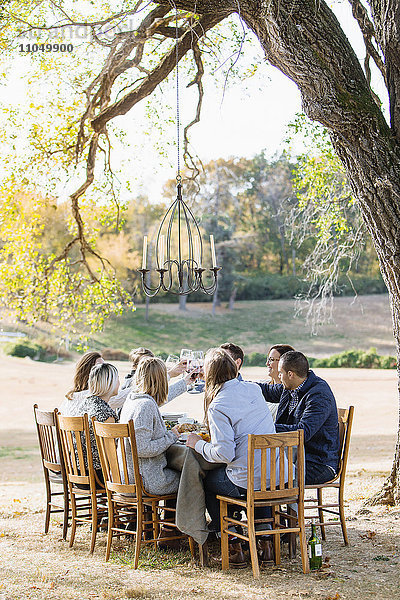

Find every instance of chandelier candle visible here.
[210,235,217,268]
[142,235,147,269]
[159,234,165,267]
[194,235,201,268]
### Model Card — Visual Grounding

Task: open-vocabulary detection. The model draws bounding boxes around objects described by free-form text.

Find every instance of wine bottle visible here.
[308,520,323,570]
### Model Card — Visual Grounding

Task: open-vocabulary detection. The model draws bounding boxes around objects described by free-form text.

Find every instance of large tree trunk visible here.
[241,0,400,503]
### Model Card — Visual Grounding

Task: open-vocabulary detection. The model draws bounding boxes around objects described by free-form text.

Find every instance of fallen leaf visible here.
[316,570,333,578]
[360,530,376,540]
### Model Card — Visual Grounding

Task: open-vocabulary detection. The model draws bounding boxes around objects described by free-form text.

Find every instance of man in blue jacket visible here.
[258,351,339,484]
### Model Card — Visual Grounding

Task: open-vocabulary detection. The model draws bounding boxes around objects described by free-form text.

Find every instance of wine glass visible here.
[165,354,179,369]
[180,348,194,372]
[192,351,204,378]
[192,350,204,365]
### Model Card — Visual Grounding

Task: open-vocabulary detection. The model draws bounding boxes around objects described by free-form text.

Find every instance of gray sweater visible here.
[119,392,180,495]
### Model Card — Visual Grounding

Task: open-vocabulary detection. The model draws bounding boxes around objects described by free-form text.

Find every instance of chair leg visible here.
[248,508,260,579]
[69,493,77,548]
[151,502,158,548]
[287,506,297,558]
[317,488,326,540]
[199,541,208,567]
[188,536,196,559]
[62,489,69,541]
[105,499,114,562]
[273,505,281,565]
[220,500,229,571]
[297,502,310,574]
[339,486,349,545]
[44,475,51,534]
[89,497,98,554]
[134,506,143,570]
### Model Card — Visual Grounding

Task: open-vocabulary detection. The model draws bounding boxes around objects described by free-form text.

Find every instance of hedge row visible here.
[235,273,387,302]
[3,340,396,370]
[243,347,397,369]
[2,339,71,362]
[136,273,387,303]
[308,347,397,369]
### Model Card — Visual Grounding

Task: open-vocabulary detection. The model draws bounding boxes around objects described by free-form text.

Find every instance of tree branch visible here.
[348,0,386,85]
[91,12,225,132]
[183,41,205,181]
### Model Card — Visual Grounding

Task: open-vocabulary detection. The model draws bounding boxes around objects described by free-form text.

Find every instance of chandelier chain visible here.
[175,7,181,180]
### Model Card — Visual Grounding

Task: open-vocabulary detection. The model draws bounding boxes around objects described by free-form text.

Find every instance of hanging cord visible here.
[174,6,181,182]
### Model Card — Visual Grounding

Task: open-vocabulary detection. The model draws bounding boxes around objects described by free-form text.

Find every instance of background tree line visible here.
[3,149,384,316]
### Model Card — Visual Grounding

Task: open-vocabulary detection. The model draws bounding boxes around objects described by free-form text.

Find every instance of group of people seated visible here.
[59,341,340,566]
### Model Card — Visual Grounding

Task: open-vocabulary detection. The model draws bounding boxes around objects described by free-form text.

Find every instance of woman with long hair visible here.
[119,356,180,495]
[186,347,278,567]
[60,351,104,414]
[64,362,119,482]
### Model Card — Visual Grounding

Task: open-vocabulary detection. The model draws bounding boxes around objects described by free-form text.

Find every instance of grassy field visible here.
[88,294,395,358]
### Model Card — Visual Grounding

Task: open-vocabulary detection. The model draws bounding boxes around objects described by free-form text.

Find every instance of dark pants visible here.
[204,466,270,532]
[305,461,336,485]
[76,468,104,490]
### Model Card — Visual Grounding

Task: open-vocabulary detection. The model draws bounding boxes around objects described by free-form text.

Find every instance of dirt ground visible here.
[0,356,399,600]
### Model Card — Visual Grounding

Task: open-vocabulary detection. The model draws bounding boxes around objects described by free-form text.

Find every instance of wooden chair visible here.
[93,420,195,567]
[33,404,69,540]
[57,413,107,553]
[218,430,309,578]
[304,406,354,545]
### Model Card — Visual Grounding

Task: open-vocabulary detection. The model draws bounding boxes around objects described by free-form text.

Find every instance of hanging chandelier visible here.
[138,9,220,297]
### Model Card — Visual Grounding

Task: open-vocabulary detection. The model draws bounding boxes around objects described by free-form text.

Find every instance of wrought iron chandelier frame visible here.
[138,179,220,297]
[138,5,220,297]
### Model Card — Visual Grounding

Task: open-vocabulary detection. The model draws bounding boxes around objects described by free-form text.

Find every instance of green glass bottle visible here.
[308,521,323,570]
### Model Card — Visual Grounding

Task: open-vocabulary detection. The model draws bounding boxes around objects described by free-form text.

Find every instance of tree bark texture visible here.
[155,0,400,501]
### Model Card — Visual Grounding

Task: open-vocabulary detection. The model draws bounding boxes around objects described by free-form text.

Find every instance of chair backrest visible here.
[247,430,304,503]
[93,420,143,499]
[33,403,62,474]
[336,406,354,478]
[57,413,98,488]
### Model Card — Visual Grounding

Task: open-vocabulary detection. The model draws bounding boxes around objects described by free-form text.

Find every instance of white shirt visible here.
[194,378,286,489]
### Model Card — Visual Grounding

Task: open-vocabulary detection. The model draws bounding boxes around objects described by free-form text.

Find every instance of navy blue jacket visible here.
[258,371,339,471]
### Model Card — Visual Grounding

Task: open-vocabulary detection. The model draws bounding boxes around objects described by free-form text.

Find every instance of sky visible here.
[111,1,388,203]
[0,1,389,204]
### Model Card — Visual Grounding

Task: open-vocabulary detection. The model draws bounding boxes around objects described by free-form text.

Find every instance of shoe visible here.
[228,542,247,569]
[213,541,248,569]
[258,538,274,566]
[157,526,182,550]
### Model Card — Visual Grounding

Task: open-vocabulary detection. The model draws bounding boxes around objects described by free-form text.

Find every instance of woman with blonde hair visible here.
[63,362,119,482]
[119,356,180,495]
[186,347,277,566]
